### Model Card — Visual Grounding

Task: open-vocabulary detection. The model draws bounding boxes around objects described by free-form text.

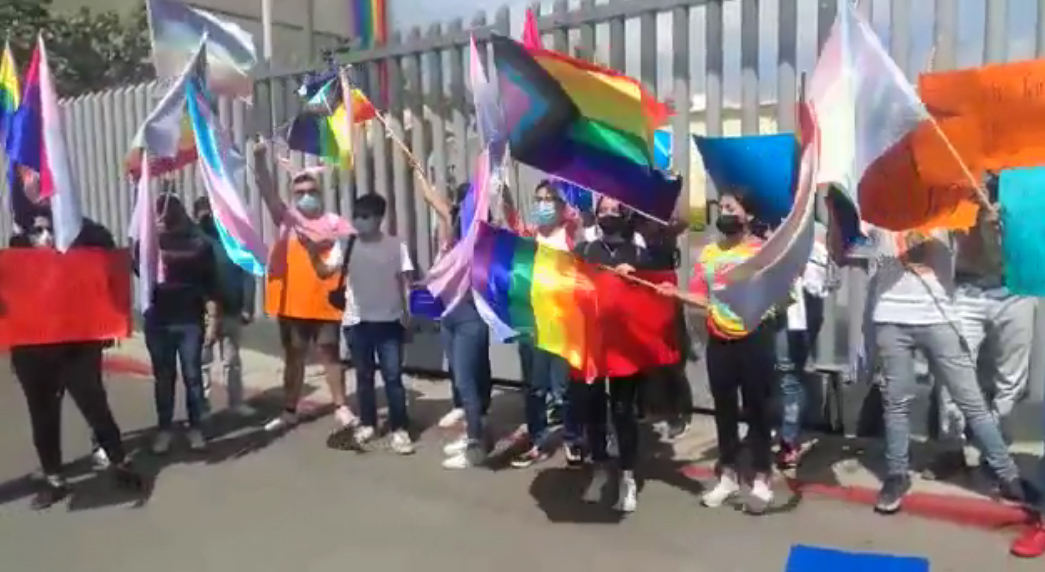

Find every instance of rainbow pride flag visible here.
[471,222,680,379]
[471,222,600,375]
[0,42,19,135]
[492,35,680,221]
[348,0,389,107]
[285,76,376,170]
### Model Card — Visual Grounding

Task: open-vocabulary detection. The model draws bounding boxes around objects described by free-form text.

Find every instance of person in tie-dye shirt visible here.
[661,191,777,515]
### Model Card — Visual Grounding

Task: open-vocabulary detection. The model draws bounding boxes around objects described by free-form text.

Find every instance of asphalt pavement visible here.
[0,365,1038,572]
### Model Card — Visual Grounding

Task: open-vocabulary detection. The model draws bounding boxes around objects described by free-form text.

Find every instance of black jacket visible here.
[131,225,218,325]
[573,239,650,269]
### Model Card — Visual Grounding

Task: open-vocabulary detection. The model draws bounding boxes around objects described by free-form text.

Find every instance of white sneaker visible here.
[442,434,469,457]
[152,430,173,455]
[614,471,638,513]
[438,408,466,428]
[746,476,774,515]
[264,411,298,433]
[91,447,111,470]
[353,425,376,446]
[334,405,358,429]
[187,429,207,452]
[442,446,486,470]
[390,430,415,455]
[702,471,740,508]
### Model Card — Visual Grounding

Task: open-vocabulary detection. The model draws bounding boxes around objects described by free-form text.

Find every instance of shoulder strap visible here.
[334,236,357,291]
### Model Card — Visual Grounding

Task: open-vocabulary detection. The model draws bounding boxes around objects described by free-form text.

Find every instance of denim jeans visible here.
[346,321,409,431]
[446,327,492,416]
[518,342,569,450]
[144,316,206,429]
[202,315,245,407]
[875,322,1019,481]
[440,300,490,442]
[776,295,824,446]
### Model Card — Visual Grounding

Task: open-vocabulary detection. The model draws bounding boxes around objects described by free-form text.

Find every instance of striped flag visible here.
[129,154,159,311]
[6,37,83,252]
[0,41,19,135]
[147,0,257,102]
[185,44,266,276]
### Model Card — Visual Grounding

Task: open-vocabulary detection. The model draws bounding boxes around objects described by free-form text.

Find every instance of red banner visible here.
[572,269,681,379]
[0,248,132,348]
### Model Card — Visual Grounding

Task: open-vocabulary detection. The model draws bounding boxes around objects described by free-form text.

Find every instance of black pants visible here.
[570,374,644,471]
[706,326,775,474]
[11,343,126,476]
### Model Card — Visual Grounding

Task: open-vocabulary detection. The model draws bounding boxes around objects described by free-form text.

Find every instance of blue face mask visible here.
[295,194,322,217]
[531,202,558,227]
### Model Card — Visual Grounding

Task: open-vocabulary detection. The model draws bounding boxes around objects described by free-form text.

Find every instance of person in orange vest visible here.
[251,140,355,434]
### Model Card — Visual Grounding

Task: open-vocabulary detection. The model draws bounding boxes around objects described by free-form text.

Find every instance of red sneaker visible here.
[1011,523,1045,558]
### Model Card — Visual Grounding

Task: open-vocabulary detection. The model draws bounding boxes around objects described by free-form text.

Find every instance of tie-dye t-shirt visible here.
[688,238,764,340]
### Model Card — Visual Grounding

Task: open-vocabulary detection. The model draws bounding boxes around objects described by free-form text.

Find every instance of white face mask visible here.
[31,229,54,248]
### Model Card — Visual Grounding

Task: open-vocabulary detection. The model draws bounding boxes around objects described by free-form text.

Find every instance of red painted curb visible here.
[681,464,1033,530]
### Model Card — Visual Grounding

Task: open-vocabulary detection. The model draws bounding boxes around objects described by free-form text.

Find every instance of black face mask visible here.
[597,214,626,239]
[198,214,216,236]
[716,214,745,236]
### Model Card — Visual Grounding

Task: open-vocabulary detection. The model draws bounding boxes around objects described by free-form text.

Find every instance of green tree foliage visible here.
[1,0,152,97]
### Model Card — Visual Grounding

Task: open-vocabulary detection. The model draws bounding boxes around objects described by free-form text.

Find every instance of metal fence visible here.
[3,0,1045,409]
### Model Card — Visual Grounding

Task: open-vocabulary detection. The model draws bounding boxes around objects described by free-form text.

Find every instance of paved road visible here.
[0,367,1036,572]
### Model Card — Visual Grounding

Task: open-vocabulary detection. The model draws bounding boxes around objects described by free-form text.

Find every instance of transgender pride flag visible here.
[184,45,266,276]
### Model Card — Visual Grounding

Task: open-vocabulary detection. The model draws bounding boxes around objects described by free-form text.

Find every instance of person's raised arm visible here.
[251,139,288,225]
[414,172,453,251]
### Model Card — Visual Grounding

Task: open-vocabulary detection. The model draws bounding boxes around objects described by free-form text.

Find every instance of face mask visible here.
[296,194,323,217]
[531,202,558,227]
[30,229,53,248]
[198,215,216,235]
[716,213,745,236]
[597,214,625,238]
[354,217,380,236]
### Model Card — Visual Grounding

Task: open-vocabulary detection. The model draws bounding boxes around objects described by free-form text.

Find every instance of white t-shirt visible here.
[327,234,415,326]
[867,227,956,325]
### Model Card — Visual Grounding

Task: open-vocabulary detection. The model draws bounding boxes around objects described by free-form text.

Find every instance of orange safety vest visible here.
[264,233,343,322]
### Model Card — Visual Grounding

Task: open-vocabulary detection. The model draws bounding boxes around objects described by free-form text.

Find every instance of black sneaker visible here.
[666,417,691,441]
[564,443,587,467]
[998,478,1036,505]
[510,446,550,469]
[31,478,69,511]
[921,450,966,481]
[874,475,911,515]
[547,405,564,427]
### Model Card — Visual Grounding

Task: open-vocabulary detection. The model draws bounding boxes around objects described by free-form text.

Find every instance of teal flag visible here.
[1000,167,1045,296]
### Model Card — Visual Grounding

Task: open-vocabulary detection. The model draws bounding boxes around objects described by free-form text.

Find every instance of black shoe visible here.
[921,450,966,481]
[666,418,691,441]
[874,475,911,515]
[564,443,587,468]
[510,446,550,469]
[998,478,1037,505]
[547,405,564,427]
[31,479,69,511]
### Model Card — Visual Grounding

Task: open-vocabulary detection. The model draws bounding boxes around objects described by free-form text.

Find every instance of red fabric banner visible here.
[0,248,132,348]
[572,269,681,379]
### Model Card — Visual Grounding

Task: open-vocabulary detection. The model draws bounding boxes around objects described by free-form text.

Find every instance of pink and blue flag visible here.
[6,37,83,252]
[184,46,266,276]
